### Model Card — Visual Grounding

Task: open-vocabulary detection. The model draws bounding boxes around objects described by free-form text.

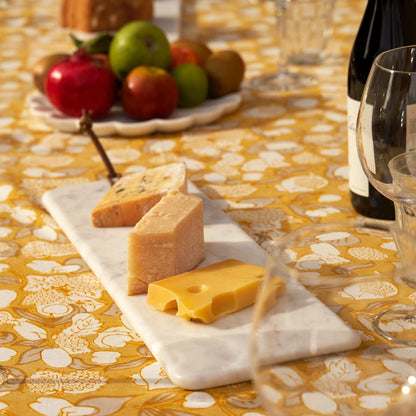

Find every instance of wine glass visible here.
[249,0,334,91]
[356,45,416,343]
[356,45,416,209]
[251,220,416,416]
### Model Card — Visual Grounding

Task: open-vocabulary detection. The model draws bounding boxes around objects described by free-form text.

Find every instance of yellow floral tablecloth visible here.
[1,0,415,414]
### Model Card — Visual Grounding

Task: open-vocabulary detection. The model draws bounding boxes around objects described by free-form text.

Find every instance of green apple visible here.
[171,63,208,108]
[109,21,171,80]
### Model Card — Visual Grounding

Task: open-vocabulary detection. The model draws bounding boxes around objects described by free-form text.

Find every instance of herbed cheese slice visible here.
[91,162,187,227]
[127,190,205,295]
[147,259,286,323]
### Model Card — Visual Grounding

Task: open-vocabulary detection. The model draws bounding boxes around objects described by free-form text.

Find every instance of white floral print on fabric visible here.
[26,369,106,394]
[133,362,176,390]
[276,173,328,193]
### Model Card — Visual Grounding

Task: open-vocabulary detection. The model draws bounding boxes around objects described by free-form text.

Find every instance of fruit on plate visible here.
[109,21,171,80]
[70,31,114,55]
[32,22,245,123]
[45,49,118,119]
[169,44,203,70]
[171,63,208,108]
[90,53,113,72]
[121,65,179,120]
[32,53,70,94]
[171,39,212,65]
[205,50,245,98]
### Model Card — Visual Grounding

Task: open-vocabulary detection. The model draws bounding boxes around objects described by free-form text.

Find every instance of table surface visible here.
[1,0,415,414]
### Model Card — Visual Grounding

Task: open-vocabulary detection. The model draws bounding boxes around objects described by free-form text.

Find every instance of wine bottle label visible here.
[347,96,369,197]
[407,103,416,151]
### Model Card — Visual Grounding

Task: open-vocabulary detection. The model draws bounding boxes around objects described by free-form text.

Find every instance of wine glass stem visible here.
[274,0,290,77]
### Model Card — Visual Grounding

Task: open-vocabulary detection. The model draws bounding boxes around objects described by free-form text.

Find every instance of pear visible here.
[204,50,245,98]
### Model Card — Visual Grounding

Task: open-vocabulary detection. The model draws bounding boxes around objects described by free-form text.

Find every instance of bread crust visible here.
[61,0,153,32]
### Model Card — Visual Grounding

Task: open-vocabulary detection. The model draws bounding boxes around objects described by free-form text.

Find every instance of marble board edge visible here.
[41,180,361,390]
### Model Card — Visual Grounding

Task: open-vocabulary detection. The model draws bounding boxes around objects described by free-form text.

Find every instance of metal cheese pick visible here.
[79,110,121,185]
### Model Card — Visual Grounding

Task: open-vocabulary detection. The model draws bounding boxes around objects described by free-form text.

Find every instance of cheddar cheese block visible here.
[91,163,187,227]
[147,259,286,323]
[127,190,205,295]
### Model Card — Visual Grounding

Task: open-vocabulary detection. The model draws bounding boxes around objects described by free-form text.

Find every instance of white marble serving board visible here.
[41,181,361,390]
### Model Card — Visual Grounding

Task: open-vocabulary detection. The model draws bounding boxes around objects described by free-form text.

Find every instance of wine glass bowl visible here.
[356,45,416,207]
[347,1,416,220]
[251,220,416,416]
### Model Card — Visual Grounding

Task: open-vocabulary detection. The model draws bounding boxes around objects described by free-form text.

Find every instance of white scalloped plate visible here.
[27,91,242,137]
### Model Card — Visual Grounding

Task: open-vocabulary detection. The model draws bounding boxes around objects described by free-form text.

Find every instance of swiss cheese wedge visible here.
[127,190,205,295]
[91,162,187,227]
[147,259,286,323]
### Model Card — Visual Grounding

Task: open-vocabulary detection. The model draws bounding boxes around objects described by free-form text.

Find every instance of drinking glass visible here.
[389,151,416,236]
[356,45,416,342]
[251,220,416,416]
[249,0,334,91]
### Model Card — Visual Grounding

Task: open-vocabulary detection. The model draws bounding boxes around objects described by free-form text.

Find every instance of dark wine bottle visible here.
[347,0,416,220]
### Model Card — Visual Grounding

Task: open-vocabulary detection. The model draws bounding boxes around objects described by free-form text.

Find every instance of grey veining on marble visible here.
[41,180,361,390]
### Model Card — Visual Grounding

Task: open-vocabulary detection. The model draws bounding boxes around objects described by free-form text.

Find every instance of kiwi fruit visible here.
[171,39,212,65]
[32,53,69,93]
[204,50,245,98]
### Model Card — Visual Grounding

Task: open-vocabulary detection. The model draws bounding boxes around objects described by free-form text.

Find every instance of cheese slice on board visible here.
[127,190,205,295]
[147,259,286,323]
[91,162,187,227]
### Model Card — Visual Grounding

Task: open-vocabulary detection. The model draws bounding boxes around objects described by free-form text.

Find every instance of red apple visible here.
[45,49,117,119]
[169,44,203,70]
[121,66,179,120]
